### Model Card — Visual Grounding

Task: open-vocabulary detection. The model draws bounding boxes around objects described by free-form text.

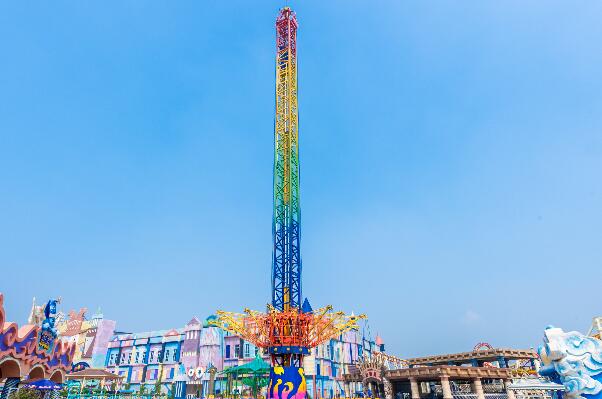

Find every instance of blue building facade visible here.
[105,328,183,393]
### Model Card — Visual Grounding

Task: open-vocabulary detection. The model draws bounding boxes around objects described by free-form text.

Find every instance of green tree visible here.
[154,372,164,396]
[242,376,269,399]
[9,388,42,399]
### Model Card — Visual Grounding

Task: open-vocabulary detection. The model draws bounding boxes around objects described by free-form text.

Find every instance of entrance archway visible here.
[0,358,21,379]
[28,365,46,380]
[363,377,384,398]
[49,370,65,383]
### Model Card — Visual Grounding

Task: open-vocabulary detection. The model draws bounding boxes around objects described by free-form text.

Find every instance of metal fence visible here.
[453,394,507,399]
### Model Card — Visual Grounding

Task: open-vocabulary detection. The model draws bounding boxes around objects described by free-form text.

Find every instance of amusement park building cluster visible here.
[22,298,383,398]
[2,296,602,399]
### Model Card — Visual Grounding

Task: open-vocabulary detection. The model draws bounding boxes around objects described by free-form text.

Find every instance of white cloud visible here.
[463,310,480,324]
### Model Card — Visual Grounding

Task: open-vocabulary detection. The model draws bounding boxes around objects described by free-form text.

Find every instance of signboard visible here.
[38,329,56,353]
[38,299,59,354]
[187,367,206,380]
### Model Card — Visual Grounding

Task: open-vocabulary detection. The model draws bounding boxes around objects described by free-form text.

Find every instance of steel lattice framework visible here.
[210,7,365,372]
[211,306,363,352]
[272,6,301,312]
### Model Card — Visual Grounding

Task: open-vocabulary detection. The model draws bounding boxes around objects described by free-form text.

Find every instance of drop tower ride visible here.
[210,8,365,399]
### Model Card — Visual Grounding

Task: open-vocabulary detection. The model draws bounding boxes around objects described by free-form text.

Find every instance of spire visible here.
[28,297,37,325]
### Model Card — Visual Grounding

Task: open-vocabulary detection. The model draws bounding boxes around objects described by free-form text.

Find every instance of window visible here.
[244,344,250,358]
[255,347,260,357]
[120,353,125,364]
[225,345,231,358]
[317,364,321,376]
[150,351,155,362]
[173,350,177,362]
[127,353,132,364]
[165,350,170,363]
[235,344,240,358]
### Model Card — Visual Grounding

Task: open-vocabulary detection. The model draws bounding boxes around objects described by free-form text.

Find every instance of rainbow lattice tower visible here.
[272,5,301,315]
[210,8,366,399]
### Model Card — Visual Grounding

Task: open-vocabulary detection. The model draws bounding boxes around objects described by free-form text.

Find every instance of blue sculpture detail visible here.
[38,298,60,353]
[539,326,602,399]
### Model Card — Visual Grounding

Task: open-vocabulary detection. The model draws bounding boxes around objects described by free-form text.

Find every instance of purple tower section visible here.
[181,317,202,371]
[199,326,222,370]
[90,319,116,368]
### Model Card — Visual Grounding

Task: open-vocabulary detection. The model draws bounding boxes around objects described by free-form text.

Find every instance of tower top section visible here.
[272,6,302,312]
[275,7,298,56]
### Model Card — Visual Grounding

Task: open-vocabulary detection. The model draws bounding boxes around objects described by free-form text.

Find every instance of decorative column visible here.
[0,377,20,399]
[409,378,420,399]
[362,380,369,399]
[344,381,351,398]
[208,366,217,396]
[383,376,393,399]
[173,374,187,399]
[440,377,453,399]
[472,378,485,399]
[504,379,516,399]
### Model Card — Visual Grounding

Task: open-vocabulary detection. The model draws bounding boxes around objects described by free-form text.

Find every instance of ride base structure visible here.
[209,7,365,399]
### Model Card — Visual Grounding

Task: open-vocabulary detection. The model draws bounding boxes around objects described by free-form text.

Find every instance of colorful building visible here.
[102,315,379,398]
[0,294,75,399]
[57,308,116,370]
[105,328,183,393]
[303,331,377,399]
[27,298,116,372]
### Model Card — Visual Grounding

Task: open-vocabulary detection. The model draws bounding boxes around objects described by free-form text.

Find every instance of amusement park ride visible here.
[209,7,366,399]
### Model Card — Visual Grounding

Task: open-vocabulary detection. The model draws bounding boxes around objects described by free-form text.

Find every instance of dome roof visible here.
[203,314,218,328]
[164,329,180,337]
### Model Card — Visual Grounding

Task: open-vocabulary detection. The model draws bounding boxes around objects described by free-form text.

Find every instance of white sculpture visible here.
[539,326,602,399]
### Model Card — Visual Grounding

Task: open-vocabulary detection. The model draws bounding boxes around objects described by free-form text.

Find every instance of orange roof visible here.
[66,369,124,380]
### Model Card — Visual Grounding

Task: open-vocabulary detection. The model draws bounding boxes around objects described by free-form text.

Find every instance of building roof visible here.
[164,329,180,337]
[112,328,185,342]
[66,369,124,380]
[344,366,512,383]
[407,348,538,366]
[587,317,602,338]
[508,378,565,391]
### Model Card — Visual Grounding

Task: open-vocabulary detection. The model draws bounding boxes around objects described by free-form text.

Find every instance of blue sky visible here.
[1,1,601,357]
